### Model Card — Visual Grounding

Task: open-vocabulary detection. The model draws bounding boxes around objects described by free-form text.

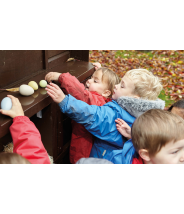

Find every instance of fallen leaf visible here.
[6,87,19,92]
[66,58,75,62]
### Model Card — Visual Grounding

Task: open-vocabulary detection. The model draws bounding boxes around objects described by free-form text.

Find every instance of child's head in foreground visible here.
[112,69,163,101]
[0,153,30,164]
[132,109,184,164]
[168,99,184,119]
[85,67,120,98]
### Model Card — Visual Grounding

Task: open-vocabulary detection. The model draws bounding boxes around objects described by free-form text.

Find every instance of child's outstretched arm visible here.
[0,95,50,164]
[115,118,132,139]
[46,72,105,105]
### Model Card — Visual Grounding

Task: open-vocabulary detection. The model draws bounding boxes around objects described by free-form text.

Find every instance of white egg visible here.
[19,84,34,96]
[1,97,12,110]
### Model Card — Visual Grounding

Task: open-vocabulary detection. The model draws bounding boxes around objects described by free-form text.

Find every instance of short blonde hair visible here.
[132,109,184,156]
[125,69,163,100]
[96,67,120,98]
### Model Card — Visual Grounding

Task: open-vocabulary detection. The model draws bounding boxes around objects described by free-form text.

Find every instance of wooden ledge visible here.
[0,61,94,138]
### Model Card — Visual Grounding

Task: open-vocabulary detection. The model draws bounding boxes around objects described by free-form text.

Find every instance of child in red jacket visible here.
[128,109,184,164]
[45,66,120,163]
[0,95,50,164]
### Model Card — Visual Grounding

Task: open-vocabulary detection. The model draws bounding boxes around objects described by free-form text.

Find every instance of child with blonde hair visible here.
[46,68,164,164]
[45,66,120,163]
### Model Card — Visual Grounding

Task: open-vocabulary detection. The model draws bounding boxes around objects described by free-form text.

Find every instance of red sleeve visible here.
[132,157,143,164]
[58,72,106,105]
[10,116,50,164]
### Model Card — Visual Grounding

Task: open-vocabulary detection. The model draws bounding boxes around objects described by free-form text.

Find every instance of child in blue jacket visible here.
[46,69,164,164]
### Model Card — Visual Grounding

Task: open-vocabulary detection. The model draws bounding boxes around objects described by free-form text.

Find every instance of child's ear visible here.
[102,90,111,98]
[138,149,151,162]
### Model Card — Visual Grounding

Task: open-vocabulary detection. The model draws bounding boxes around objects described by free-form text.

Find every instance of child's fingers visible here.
[7,95,18,106]
[115,120,121,126]
[117,118,127,126]
[45,88,56,96]
[116,124,123,129]
[46,83,58,91]
[116,125,120,130]
[46,88,57,96]
[50,82,61,90]
[115,118,122,122]
[46,85,58,94]
[45,84,52,89]
[116,123,126,130]
[45,72,52,82]
[47,91,56,100]
[116,122,128,130]
[0,109,11,116]
[115,119,124,126]
[116,118,123,123]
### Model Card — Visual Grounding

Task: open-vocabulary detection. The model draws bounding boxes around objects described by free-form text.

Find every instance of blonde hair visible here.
[132,109,184,156]
[96,67,120,98]
[125,69,163,100]
[0,152,30,164]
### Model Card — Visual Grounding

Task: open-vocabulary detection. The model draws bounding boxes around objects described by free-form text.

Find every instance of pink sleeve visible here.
[10,116,50,164]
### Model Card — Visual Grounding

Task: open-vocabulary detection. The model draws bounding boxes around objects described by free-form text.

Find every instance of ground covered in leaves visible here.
[89,50,184,107]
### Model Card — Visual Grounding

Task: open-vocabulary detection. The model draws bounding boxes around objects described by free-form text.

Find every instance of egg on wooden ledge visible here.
[28,81,38,90]
[1,97,12,110]
[19,84,34,96]
[39,80,47,88]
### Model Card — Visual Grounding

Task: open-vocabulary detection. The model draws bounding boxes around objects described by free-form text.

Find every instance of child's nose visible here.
[180,152,184,162]
[88,78,92,84]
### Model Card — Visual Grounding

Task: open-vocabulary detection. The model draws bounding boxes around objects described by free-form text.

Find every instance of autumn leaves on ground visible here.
[89,50,184,107]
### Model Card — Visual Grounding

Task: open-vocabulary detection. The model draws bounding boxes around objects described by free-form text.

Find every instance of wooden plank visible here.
[70,50,89,62]
[48,51,70,69]
[0,50,44,89]
[48,50,66,58]
[50,102,64,159]
[44,50,49,69]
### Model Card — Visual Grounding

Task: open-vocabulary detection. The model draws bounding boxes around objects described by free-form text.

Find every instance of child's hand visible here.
[46,83,65,104]
[92,62,101,70]
[0,95,24,118]
[115,118,132,139]
[45,72,61,83]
